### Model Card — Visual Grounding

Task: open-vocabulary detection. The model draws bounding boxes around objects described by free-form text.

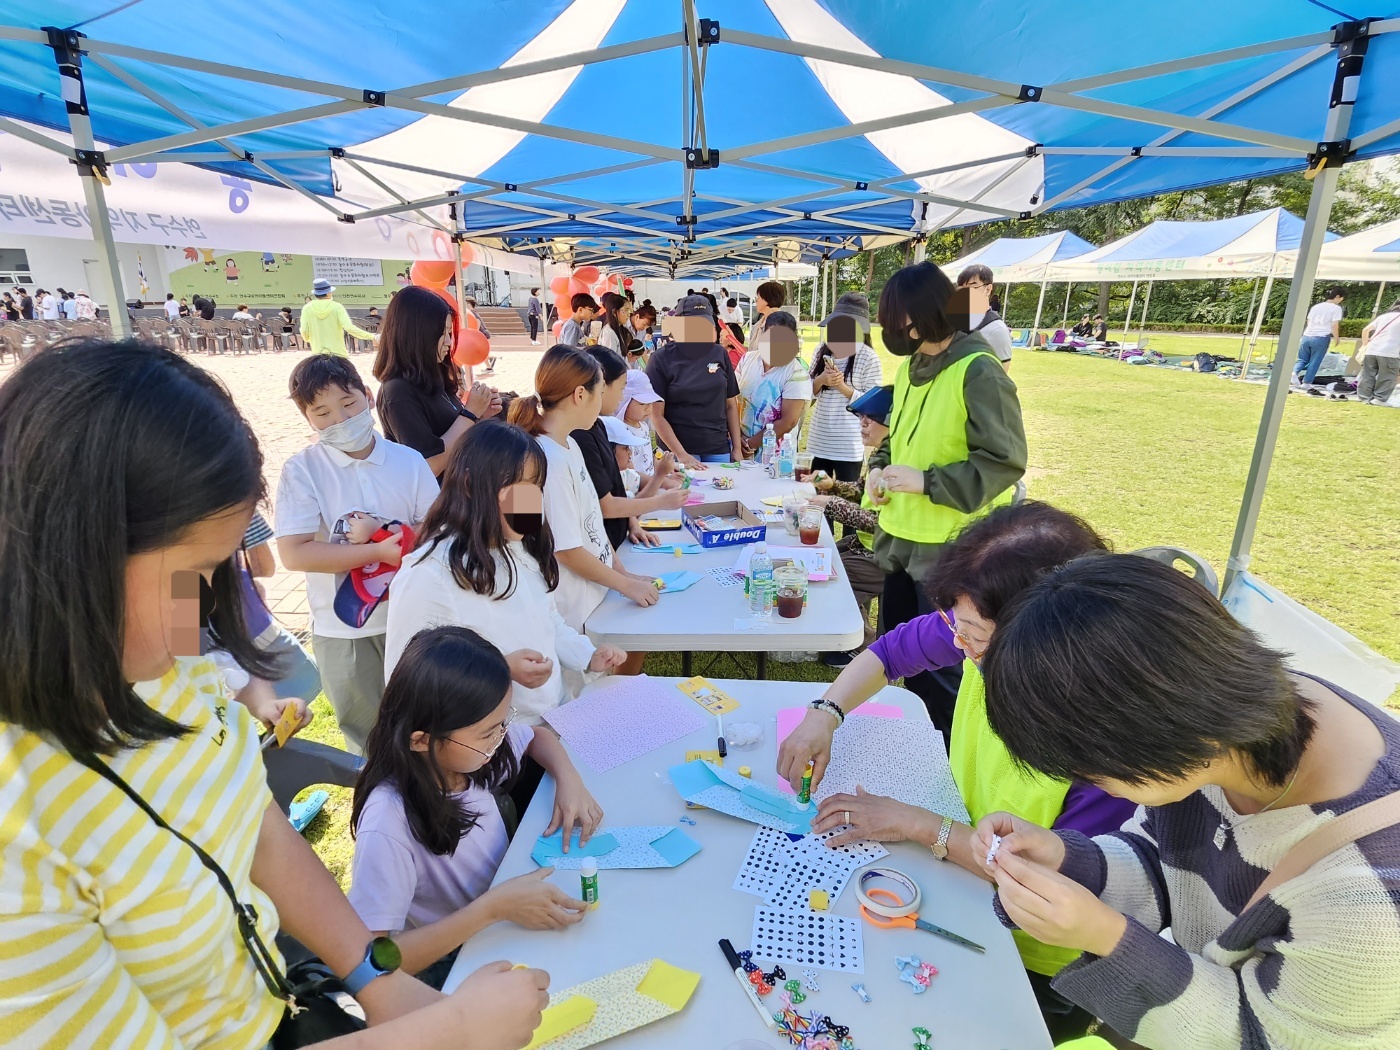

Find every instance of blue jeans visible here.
[696,453,732,463]
[1295,335,1332,385]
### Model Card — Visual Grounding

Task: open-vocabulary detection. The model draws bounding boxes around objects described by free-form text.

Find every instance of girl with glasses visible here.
[351,625,603,989]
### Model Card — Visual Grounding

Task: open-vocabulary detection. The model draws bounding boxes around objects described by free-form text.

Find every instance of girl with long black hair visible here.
[351,625,602,988]
[0,340,549,1048]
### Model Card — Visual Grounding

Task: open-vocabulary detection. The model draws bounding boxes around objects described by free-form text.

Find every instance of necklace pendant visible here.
[1213,823,1228,850]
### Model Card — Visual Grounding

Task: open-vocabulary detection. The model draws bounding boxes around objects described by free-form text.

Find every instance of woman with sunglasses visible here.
[351,625,603,990]
[865,261,1027,738]
[777,502,1136,1043]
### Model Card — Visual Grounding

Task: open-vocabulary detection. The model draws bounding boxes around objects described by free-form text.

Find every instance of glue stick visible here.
[580,858,600,910]
[798,761,814,804]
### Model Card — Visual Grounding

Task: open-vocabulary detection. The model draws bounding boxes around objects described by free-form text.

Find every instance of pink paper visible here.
[774,703,903,794]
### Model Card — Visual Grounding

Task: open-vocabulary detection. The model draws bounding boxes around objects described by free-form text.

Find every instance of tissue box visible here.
[683,500,766,549]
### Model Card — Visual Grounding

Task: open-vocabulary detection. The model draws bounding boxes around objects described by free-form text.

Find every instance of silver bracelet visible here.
[810,698,845,725]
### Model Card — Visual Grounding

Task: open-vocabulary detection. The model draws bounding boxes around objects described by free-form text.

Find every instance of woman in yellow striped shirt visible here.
[0,341,549,1049]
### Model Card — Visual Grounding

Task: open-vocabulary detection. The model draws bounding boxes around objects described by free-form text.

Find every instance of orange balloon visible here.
[550,275,571,296]
[552,320,564,340]
[453,328,490,367]
[411,260,456,288]
[568,279,590,298]
[458,242,475,267]
[573,265,600,283]
[622,278,634,288]
[464,310,480,330]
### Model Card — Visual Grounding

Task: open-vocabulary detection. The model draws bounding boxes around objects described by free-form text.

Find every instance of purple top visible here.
[867,611,1136,836]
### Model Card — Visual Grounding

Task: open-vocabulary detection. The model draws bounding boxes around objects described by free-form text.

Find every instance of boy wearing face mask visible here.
[275,355,440,754]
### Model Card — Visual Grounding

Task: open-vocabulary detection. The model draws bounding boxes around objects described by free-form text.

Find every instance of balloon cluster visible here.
[408,245,490,367]
[547,265,634,342]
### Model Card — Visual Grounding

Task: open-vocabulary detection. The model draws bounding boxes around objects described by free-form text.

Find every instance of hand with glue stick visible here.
[972,811,1128,958]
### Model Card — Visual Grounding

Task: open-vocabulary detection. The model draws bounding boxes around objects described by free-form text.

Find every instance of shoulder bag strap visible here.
[74,752,294,1002]
[1244,791,1400,912]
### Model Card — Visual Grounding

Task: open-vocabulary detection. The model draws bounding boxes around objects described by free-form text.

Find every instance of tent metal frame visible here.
[0,11,1393,589]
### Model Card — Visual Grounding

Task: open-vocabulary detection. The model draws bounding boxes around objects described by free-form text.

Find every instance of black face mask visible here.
[506,513,543,536]
[883,323,922,357]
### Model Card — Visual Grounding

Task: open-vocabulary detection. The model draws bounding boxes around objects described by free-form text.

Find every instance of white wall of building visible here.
[1,233,172,308]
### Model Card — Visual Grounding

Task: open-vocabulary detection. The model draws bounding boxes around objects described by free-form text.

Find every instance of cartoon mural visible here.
[165,249,411,306]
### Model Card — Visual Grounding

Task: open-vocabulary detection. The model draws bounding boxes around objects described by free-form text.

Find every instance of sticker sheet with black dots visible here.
[793,829,890,869]
[704,565,744,588]
[763,851,854,913]
[734,827,804,896]
[751,906,865,973]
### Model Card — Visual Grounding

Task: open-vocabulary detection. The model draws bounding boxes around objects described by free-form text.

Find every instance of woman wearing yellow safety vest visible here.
[865,262,1027,737]
[778,502,1137,1043]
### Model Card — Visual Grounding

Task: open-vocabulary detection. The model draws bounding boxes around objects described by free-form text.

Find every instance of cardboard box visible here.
[683,500,766,549]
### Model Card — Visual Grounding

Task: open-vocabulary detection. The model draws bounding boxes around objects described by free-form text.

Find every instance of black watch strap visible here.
[459,406,479,421]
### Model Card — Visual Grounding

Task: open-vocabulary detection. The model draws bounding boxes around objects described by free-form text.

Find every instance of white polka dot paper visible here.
[814,716,970,824]
[751,906,865,973]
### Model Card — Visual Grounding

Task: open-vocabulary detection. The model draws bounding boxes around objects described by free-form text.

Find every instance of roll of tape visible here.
[854,867,922,918]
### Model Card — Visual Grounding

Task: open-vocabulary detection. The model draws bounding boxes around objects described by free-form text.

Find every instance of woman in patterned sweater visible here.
[975,555,1400,1049]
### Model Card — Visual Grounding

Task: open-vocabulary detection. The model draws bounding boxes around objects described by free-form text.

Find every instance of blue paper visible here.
[667,759,815,834]
[650,827,704,867]
[532,829,620,859]
[634,544,703,554]
[657,570,703,593]
[531,826,701,869]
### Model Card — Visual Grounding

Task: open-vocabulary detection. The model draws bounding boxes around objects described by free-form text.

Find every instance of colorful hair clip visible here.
[803,969,821,992]
[850,981,871,1002]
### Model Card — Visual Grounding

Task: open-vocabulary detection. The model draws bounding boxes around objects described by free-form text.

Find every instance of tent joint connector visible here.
[1306,138,1353,178]
[685,148,720,169]
[43,26,84,52]
[1017,85,1042,103]
[1025,144,1040,157]
[338,214,356,224]
[684,19,721,45]
[505,183,518,191]
[71,147,108,182]
[330,147,346,159]
[855,181,869,191]
[1331,18,1377,45]
[362,90,386,107]
[1017,211,1032,221]
[675,214,698,227]
[1131,146,1143,157]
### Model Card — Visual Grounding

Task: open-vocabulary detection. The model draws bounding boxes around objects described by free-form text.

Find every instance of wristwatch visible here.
[929,815,953,861]
[342,936,402,996]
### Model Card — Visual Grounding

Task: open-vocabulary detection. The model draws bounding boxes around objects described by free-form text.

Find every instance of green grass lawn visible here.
[303,340,1399,882]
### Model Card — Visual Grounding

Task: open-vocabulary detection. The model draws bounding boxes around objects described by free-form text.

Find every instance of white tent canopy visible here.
[1049,208,1313,281]
[1295,217,1400,281]
[942,230,1097,283]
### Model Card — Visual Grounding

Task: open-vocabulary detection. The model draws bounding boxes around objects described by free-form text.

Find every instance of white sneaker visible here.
[1289,373,1303,388]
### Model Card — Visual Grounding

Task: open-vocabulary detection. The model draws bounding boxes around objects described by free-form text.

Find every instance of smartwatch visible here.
[458,405,479,422]
[342,936,402,996]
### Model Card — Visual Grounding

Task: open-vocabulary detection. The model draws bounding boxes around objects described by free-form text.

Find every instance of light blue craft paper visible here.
[531,826,702,869]
[667,760,816,834]
[532,829,620,860]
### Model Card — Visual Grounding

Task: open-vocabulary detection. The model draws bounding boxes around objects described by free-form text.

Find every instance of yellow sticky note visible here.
[635,960,701,1012]
[809,889,830,911]
[524,995,597,1050]
[677,676,739,715]
[271,703,301,748]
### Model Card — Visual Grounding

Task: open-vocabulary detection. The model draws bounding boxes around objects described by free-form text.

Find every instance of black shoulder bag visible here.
[75,753,366,1048]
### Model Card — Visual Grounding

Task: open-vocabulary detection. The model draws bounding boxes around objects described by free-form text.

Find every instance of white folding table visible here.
[444,677,1052,1050]
[584,462,865,678]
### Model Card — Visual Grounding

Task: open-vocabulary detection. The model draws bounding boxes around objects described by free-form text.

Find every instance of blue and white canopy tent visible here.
[2,1,1400,596]
[1050,207,1331,353]
[943,230,1098,330]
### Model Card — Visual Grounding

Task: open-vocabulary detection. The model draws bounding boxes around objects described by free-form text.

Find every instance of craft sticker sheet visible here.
[751,907,865,973]
[814,717,971,824]
[704,565,744,588]
[734,827,804,895]
[532,826,702,870]
[794,828,891,869]
[544,676,707,774]
[763,850,856,913]
[524,959,700,1050]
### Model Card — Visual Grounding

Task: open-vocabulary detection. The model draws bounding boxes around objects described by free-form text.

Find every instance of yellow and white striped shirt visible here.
[0,657,285,1049]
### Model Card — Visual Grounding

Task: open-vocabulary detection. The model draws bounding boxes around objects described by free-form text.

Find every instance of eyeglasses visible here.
[937,607,987,662]
[444,707,518,760]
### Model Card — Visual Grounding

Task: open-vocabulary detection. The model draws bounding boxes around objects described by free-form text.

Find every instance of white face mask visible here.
[317,406,376,453]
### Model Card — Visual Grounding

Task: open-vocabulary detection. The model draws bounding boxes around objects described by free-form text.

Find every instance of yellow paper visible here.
[635,959,701,1012]
[685,749,721,764]
[271,703,301,747]
[639,516,683,530]
[677,676,739,715]
[524,996,597,1050]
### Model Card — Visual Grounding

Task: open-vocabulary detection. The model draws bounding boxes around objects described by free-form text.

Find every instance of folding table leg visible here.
[682,651,693,676]
[756,652,768,680]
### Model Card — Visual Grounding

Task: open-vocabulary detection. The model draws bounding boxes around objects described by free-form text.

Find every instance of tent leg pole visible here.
[913,240,927,264]
[51,36,130,337]
[1137,280,1153,346]
[1240,272,1276,380]
[1061,282,1072,326]
[1225,19,1364,593]
[1032,276,1048,334]
[1122,279,1138,341]
[1238,277,1261,358]
[1373,281,1387,318]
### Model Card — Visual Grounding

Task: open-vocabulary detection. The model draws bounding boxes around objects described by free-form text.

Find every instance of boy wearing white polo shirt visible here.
[1357,299,1400,405]
[275,355,438,753]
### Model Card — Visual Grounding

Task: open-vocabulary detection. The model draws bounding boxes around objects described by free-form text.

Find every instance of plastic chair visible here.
[262,736,363,814]
[1131,546,1219,597]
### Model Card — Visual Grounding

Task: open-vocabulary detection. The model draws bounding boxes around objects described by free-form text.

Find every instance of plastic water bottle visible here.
[760,424,777,469]
[747,542,774,618]
[777,433,795,479]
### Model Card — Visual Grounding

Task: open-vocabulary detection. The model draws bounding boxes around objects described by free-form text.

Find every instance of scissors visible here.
[855,868,986,954]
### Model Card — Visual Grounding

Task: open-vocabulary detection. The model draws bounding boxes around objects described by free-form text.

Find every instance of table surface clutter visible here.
[583,462,865,654]
[444,676,1053,1050]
